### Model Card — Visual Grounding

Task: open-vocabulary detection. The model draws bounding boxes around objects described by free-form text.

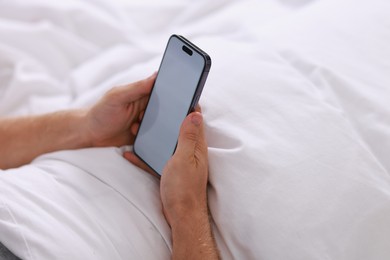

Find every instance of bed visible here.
[1,0,390,259]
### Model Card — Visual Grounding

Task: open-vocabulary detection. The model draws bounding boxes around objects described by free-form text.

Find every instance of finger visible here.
[196,111,207,156]
[194,104,202,113]
[174,112,203,158]
[114,72,156,104]
[132,97,149,119]
[138,110,145,121]
[130,122,139,136]
[123,151,160,178]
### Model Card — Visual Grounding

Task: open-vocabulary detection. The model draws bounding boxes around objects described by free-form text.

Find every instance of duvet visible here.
[1,0,390,259]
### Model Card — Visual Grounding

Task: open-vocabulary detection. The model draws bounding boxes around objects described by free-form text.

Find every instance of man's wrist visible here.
[72,109,93,148]
[169,205,219,260]
[163,195,208,228]
[169,205,209,231]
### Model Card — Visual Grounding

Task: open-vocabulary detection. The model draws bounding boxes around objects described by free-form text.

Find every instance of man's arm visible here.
[0,110,89,169]
[170,205,218,259]
[0,73,155,170]
[161,112,219,259]
[125,111,220,259]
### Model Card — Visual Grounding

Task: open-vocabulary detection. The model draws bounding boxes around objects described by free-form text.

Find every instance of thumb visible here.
[174,112,203,157]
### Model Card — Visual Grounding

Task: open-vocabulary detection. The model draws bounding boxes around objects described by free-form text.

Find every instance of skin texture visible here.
[0,73,155,169]
[0,74,219,259]
[124,110,219,259]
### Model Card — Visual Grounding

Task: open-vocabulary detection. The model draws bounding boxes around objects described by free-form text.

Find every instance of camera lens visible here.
[182,45,193,56]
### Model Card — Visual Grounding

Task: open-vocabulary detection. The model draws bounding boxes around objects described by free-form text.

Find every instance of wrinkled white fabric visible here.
[1,0,390,259]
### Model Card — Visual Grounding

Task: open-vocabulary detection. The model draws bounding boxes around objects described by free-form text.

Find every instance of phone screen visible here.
[134,35,211,175]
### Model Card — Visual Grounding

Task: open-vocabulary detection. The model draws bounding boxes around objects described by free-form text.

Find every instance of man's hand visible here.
[124,110,219,259]
[160,112,209,226]
[0,74,155,169]
[86,73,155,147]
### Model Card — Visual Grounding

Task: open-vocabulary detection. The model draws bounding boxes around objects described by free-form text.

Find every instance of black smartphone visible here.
[133,34,211,176]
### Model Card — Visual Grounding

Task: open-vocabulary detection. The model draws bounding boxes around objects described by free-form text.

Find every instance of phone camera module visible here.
[182,45,193,56]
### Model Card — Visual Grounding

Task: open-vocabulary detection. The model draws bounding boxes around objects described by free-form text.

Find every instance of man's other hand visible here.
[86,73,155,147]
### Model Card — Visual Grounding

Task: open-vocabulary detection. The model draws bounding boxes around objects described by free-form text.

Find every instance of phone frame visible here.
[133,34,212,176]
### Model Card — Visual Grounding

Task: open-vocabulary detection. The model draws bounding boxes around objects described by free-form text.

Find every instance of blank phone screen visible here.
[134,36,206,175]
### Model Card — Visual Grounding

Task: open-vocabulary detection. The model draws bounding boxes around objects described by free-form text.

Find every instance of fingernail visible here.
[191,113,202,126]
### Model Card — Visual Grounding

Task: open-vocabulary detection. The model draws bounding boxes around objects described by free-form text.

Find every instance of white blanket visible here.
[1,0,390,259]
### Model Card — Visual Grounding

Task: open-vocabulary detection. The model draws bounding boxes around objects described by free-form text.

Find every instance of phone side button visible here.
[194,94,200,105]
[191,94,200,110]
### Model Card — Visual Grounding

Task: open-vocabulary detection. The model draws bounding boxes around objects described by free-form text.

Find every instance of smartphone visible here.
[133,34,211,176]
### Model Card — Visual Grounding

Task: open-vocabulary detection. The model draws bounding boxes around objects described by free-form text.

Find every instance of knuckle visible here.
[183,131,198,143]
[106,86,120,97]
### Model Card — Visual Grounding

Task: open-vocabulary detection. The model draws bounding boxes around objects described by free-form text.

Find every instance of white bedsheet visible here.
[1,0,390,259]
